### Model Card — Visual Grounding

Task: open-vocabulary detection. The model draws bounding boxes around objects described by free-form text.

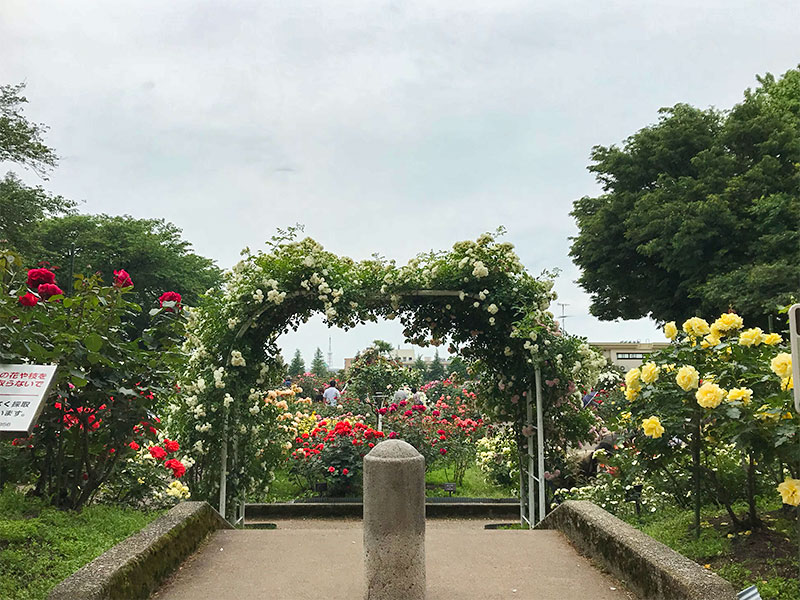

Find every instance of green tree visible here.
[427,350,445,381]
[447,355,470,379]
[1,83,58,176]
[310,347,328,377]
[29,214,221,311]
[570,67,800,327]
[413,355,427,373]
[0,173,74,258]
[288,349,306,377]
[372,339,393,355]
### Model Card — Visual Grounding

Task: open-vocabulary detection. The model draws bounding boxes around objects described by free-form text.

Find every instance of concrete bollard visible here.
[363,439,426,600]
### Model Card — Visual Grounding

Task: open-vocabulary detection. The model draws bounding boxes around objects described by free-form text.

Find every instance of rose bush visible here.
[287,417,384,496]
[596,312,796,531]
[0,249,186,509]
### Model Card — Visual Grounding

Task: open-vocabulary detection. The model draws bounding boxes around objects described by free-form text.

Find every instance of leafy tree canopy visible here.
[570,67,800,327]
[371,339,393,355]
[0,83,58,176]
[29,213,222,311]
[0,173,75,258]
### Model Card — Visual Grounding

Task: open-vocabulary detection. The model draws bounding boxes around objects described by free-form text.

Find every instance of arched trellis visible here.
[170,229,606,524]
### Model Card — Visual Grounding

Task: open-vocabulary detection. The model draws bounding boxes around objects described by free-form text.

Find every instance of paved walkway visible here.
[152,519,636,600]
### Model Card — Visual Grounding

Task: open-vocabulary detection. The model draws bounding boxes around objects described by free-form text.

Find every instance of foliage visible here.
[29,214,222,317]
[347,346,412,408]
[171,227,606,517]
[427,349,445,381]
[608,313,796,530]
[446,355,470,380]
[631,500,799,600]
[379,385,485,483]
[570,66,800,326]
[288,349,306,377]
[0,173,75,259]
[0,82,58,176]
[310,347,328,377]
[288,417,384,496]
[99,438,192,508]
[0,486,159,600]
[476,426,519,487]
[0,249,186,509]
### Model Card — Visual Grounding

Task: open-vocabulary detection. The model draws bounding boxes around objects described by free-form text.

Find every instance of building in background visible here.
[592,341,669,370]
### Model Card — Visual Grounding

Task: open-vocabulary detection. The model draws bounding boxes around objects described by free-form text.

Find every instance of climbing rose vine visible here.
[168,227,605,516]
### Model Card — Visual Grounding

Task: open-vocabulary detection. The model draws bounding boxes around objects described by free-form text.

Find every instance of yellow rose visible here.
[620,411,632,423]
[726,387,752,405]
[625,368,642,391]
[711,312,744,334]
[640,362,660,384]
[777,478,800,507]
[682,317,711,338]
[771,353,792,379]
[763,333,782,345]
[676,365,699,391]
[695,382,726,409]
[739,327,764,347]
[641,416,665,439]
[624,386,640,401]
[781,376,794,392]
[701,334,721,349]
[664,321,678,340]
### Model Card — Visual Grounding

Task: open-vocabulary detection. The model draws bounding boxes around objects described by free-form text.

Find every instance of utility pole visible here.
[327,336,333,369]
[557,303,570,333]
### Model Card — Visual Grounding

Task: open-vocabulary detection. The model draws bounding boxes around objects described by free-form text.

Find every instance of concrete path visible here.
[152,518,636,600]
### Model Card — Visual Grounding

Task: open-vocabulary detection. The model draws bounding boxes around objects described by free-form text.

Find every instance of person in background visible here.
[323,380,341,407]
[393,385,410,403]
[411,386,427,406]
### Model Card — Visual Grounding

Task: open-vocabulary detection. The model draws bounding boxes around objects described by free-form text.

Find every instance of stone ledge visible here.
[48,501,232,600]
[535,501,736,600]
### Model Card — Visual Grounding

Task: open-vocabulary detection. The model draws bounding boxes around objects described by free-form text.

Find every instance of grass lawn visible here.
[0,487,161,600]
[262,464,515,501]
[621,498,799,600]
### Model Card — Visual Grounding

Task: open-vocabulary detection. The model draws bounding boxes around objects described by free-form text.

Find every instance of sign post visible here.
[788,304,800,414]
[0,364,57,438]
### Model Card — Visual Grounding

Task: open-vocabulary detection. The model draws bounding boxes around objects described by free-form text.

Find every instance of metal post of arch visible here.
[520,366,545,528]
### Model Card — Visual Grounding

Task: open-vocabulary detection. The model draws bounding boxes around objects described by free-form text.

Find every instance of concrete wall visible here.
[537,501,736,600]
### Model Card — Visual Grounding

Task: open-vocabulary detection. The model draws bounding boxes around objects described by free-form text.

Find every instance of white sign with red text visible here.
[0,364,57,436]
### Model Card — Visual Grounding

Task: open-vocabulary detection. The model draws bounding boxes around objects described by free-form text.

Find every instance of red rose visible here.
[113,269,133,288]
[27,268,55,289]
[328,466,335,473]
[18,292,38,307]
[439,448,447,455]
[129,441,140,451]
[165,458,186,478]
[158,291,182,311]
[149,446,167,460]
[164,439,180,453]
[38,283,63,299]
[342,468,349,475]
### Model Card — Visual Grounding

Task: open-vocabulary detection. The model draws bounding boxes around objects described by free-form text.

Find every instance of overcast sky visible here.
[2,1,798,368]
